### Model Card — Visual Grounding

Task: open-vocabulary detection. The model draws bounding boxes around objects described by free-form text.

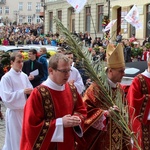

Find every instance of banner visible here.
[66,0,87,13]
[103,19,117,32]
[124,5,142,29]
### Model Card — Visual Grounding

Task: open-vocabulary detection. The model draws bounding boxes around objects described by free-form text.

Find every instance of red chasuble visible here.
[77,82,129,150]
[127,74,150,150]
[20,83,87,150]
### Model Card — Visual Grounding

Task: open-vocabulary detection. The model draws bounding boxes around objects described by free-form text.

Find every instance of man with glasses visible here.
[20,53,87,150]
[77,44,129,150]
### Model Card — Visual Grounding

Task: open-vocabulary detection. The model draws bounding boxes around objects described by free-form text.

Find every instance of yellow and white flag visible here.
[66,0,87,13]
[125,5,142,29]
[103,19,117,32]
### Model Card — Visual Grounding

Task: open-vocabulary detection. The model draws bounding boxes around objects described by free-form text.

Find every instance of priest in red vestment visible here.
[20,53,87,150]
[77,44,130,150]
[127,58,150,150]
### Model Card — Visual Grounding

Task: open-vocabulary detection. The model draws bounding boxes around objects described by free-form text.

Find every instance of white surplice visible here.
[68,66,85,94]
[0,68,33,150]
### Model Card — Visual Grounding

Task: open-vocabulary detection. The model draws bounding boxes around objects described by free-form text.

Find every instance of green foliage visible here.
[0,52,10,66]
[53,17,141,149]
[131,47,143,58]
[93,46,99,53]
[145,43,150,49]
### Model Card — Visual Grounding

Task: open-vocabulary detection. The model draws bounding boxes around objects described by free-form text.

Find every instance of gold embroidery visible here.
[137,74,150,150]
[35,143,41,148]
[142,124,150,150]
[33,86,55,149]
[110,119,123,150]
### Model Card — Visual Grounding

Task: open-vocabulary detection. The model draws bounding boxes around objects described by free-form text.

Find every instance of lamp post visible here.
[14,10,19,25]
[107,0,110,19]
[40,0,46,34]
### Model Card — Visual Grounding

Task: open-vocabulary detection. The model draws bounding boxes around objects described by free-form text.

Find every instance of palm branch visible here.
[54,17,141,150]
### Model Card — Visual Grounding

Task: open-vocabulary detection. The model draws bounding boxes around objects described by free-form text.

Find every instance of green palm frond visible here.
[54,17,141,150]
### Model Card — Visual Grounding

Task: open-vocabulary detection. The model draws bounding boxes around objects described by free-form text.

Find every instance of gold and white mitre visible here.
[106,43,125,69]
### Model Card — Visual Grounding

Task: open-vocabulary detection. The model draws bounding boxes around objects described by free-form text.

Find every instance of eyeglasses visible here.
[56,69,71,73]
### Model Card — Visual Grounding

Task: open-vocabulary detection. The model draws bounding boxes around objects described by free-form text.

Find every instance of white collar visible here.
[141,69,150,78]
[10,68,22,75]
[107,78,117,88]
[42,77,65,91]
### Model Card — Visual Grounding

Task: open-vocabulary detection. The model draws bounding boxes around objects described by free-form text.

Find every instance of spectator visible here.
[0,52,33,150]
[129,34,136,43]
[116,32,122,44]
[148,35,150,43]
[20,53,87,150]
[99,46,106,61]
[38,47,48,83]
[142,37,148,46]
[124,40,132,62]
[2,37,9,46]
[22,49,44,87]
[141,46,149,61]
[51,35,57,46]
[85,33,92,47]
[92,37,103,48]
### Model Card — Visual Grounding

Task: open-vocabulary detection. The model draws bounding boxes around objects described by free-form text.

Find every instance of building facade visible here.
[0,0,43,25]
[44,0,150,43]
[110,0,150,42]
[44,0,108,39]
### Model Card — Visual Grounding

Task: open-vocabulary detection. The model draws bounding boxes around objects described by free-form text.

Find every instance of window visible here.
[19,15,23,24]
[146,4,150,37]
[49,12,53,32]
[0,0,5,3]
[0,7,2,14]
[85,7,91,32]
[58,10,62,21]
[36,15,40,23]
[27,2,32,11]
[36,3,41,13]
[98,5,103,33]
[5,6,9,14]
[18,2,23,11]
[28,15,32,23]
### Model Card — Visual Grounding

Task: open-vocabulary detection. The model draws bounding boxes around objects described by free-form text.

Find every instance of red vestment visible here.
[77,82,129,150]
[127,74,150,150]
[20,83,87,150]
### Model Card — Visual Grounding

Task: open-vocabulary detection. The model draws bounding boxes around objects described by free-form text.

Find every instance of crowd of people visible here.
[0,23,150,149]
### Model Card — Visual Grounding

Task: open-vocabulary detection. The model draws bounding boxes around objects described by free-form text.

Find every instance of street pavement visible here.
[0,101,6,150]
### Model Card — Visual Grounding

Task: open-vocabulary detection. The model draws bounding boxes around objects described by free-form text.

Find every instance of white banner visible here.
[103,19,117,32]
[124,5,142,29]
[66,0,87,13]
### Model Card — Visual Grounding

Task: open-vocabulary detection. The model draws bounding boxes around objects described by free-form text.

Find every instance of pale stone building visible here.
[44,0,108,40]
[44,0,150,43]
[0,0,43,25]
[110,0,150,43]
